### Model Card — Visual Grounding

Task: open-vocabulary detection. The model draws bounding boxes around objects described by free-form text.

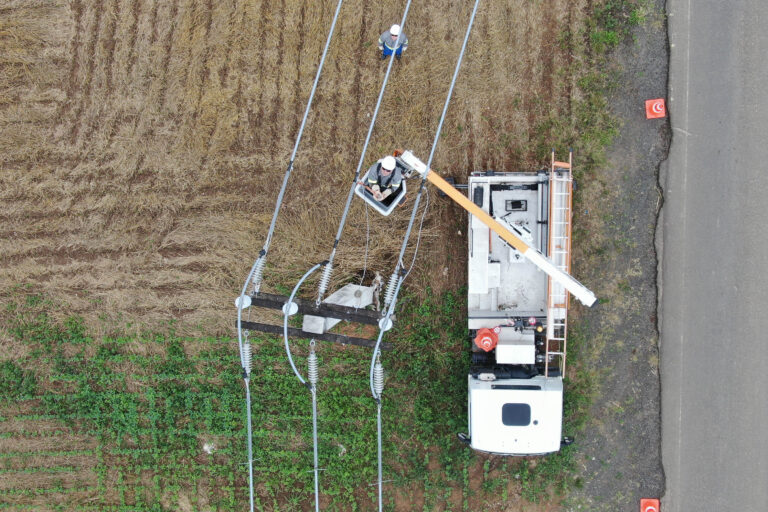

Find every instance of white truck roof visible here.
[468,375,563,455]
[467,173,549,328]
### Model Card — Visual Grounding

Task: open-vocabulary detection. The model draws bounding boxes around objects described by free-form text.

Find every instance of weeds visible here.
[0,361,37,399]
[589,0,645,53]
[1,285,598,509]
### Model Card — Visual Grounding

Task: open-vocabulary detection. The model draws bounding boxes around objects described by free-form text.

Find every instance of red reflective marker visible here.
[645,99,666,119]
[640,498,660,512]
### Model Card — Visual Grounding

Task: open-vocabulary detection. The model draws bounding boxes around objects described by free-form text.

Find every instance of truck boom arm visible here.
[400,151,597,307]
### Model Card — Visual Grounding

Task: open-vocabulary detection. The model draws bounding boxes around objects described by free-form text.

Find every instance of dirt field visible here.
[1,0,588,334]
[0,0,665,510]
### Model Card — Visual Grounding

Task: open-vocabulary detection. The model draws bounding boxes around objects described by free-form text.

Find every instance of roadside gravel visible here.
[565,2,669,510]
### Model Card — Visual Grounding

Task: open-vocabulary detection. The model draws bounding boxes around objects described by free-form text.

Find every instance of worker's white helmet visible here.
[390,24,401,36]
[381,156,396,171]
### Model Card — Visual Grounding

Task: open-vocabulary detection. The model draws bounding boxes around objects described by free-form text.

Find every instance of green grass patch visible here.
[0,360,37,399]
[589,0,646,53]
[1,287,600,510]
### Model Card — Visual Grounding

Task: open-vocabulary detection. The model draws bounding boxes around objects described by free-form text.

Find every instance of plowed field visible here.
[2,0,590,332]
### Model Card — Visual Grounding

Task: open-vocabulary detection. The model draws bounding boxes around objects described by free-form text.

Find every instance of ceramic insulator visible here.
[317,263,333,300]
[308,350,319,386]
[242,342,252,376]
[384,271,398,307]
[373,360,385,397]
[251,257,266,294]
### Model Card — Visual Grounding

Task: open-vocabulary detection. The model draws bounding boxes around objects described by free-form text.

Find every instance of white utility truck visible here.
[461,159,575,455]
[396,150,590,456]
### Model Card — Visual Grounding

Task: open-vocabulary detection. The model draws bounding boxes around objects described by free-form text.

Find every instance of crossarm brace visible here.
[238,321,391,350]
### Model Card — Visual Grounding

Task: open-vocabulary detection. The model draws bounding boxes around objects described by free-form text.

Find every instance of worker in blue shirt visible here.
[378,24,408,60]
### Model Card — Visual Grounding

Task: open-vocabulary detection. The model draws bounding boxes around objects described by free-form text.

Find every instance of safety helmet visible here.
[381,156,396,171]
[390,24,401,36]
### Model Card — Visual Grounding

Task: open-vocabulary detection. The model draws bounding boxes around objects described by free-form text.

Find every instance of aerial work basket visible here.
[354,154,410,216]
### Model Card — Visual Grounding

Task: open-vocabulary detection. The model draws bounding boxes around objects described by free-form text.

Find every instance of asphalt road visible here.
[661,1,768,510]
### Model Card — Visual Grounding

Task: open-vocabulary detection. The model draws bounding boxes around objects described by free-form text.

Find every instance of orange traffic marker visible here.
[645,98,666,119]
[640,498,660,512]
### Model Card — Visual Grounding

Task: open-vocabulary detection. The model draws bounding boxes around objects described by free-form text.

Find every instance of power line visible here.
[383,0,482,311]
[315,0,416,304]
[241,0,482,508]
[235,2,346,510]
[248,0,347,296]
[370,2,483,511]
[282,263,325,512]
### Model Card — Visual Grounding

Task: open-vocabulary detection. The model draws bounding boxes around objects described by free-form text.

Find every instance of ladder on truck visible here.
[545,150,574,377]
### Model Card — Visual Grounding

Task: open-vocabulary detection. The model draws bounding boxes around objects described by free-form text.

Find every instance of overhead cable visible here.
[316,0,415,304]
[370,2,483,511]
[283,263,324,385]
[235,2,346,510]
[249,0,347,296]
[367,273,403,512]
[383,0,481,308]
[282,262,325,512]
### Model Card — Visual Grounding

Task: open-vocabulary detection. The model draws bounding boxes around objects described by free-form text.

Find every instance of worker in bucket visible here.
[367,155,402,202]
[378,24,408,60]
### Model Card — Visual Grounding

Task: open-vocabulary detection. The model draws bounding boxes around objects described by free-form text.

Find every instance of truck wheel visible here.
[457,433,470,445]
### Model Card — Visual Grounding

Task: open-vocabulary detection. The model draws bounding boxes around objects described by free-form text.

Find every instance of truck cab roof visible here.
[468,375,563,455]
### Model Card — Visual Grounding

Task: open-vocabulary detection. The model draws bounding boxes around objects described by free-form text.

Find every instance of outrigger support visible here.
[399,150,597,308]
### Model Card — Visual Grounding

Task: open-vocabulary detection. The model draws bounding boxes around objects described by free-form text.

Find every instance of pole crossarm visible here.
[238,320,392,351]
[249,292,387,326]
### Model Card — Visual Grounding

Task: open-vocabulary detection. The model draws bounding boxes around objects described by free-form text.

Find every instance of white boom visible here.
[400,150,597,307]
